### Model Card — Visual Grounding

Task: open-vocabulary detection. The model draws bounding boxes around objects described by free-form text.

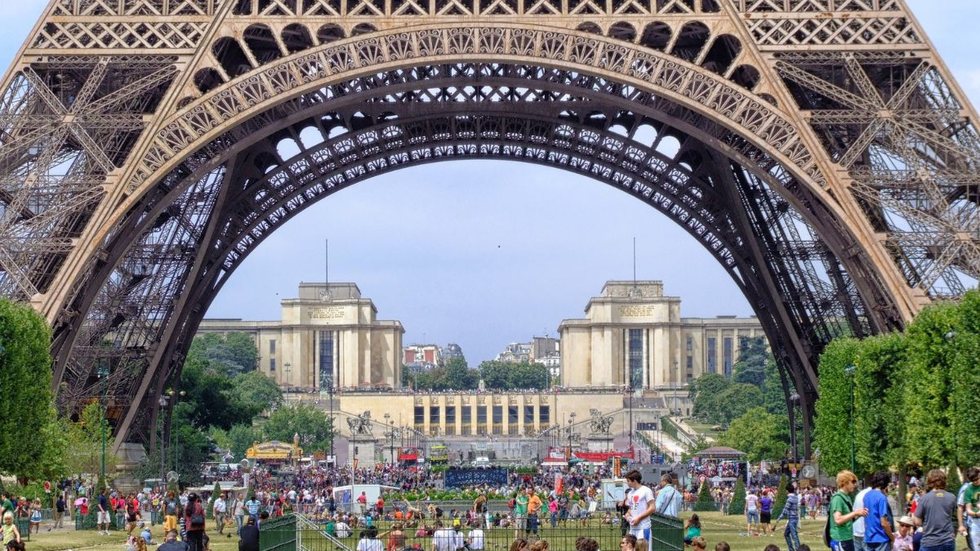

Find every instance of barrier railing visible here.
[260,509,684,551]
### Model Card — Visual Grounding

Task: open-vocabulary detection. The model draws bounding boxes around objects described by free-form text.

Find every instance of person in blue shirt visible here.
[863,472,895,551]
[776,482,801,551]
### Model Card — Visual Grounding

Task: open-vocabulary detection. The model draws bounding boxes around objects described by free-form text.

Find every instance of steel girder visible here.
[0,1,977,454]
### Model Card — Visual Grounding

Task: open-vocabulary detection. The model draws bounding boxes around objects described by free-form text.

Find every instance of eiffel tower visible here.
[0,0,977,456]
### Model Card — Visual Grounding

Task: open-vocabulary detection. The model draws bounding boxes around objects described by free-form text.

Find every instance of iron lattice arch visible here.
[0,0,978,455]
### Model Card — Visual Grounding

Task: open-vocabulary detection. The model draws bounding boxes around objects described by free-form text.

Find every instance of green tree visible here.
[693,481,716,512]
[762,359,788,416]
[188,332,259,376]
[814,338,863,475]
[691,373,730,422]
[853,333,907,473]
[478,361,511,389]
[64,402,119,485]
[0,299,62,482]
[713,384,765,424]
[903,303,958,469]
[227,423,263,460]
[728,477,746,516]
[720,407,787,462]
[263,403,334,453]
[442,357,478,390]
[230,370,283,417]
[772,475,788,518]
[950,290,980,468]
[732,337,768,388]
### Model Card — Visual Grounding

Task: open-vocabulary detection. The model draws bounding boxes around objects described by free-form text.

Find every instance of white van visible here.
[472,456,491,468]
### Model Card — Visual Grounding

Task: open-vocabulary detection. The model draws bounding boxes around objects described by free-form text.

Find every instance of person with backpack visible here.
[829,470,868,551]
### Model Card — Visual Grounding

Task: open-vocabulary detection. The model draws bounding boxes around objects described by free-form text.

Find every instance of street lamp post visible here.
[284,362,291,390]
[169,389,186,474]
[628,387,634,451]
[384,413,396,465]
[844,365,857,473]
[158,395,170,486]
[97,363,110,489]
[789,392,800,476]
[328,384,335,460]
[566,412,577,460]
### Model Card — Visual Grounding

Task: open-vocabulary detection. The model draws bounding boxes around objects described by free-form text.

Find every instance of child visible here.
[684,514,702,545]
[691,537,706,551]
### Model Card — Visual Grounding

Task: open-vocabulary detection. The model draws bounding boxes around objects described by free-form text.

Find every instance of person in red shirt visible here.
[376,497,385,517]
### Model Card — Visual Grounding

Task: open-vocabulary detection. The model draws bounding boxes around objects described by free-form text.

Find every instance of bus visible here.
[428,443,448,464]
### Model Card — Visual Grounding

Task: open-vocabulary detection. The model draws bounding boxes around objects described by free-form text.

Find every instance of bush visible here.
[693,482,716,512]
[772,475,788,518]
[728,477,746,515]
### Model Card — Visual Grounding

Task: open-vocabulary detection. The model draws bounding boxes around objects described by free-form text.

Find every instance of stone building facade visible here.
[559,281,765,390]
[198,282,404,390]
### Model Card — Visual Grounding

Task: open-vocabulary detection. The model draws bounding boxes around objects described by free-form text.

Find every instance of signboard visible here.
[601,479,627,510]
[444,468,508,488]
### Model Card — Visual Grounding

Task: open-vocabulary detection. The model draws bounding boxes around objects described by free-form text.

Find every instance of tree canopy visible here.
[814,289,980,474]
[263,403,334,453]
[0,299,64,482]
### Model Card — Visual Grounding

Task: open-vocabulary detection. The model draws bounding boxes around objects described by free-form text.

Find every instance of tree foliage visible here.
[0,299,63,482]
[187,332,259,376]
[691,373,764,425]
[732,337,769,388]
[478,360,550,390]
[772,475,788,518]
[263,403,334,454]
[815,289,980,474]
[693,480,716,512]
[720,407,788,462]
[728,477,746,516]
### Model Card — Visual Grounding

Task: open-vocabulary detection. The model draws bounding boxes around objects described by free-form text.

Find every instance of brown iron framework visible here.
[1,0,978,456]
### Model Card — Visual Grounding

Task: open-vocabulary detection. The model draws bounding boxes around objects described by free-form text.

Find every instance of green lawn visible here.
[18,512,972,551]
[15,512,825,551]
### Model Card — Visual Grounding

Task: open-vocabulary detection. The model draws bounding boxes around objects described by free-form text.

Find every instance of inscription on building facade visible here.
[309,306,345,320]
[619,305,655,317]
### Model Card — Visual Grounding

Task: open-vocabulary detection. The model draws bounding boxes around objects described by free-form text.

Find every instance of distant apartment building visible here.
[559,281,765,389]
[494,336,561,378]
[403,344,440,370]
[198,282,404,390]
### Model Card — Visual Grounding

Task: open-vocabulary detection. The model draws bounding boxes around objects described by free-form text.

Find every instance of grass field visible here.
[16,512,972,551]
[11,512,828,551]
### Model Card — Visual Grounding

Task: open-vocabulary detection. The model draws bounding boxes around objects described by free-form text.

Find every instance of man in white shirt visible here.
[852,485,873,551]
[432,521,457,551]
[624,470,656,551]
[213,493,227,535]
[468,525,485,551]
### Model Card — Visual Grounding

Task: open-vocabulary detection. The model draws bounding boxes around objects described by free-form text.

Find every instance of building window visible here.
[508,406,518,425]
[446,406,456,426]
[628,328,643,388]
[462,406,472,425]
[319,331,334,390]
[492,406,503,424]
[414,406,424,425]
[429,406,440,425]
[270,358,276,372]
[539,405,550,425]
[685,336,692,352]
[269,339,276,354]
[524,406,534,424]
[686,356,693,371]
[707,337,717,373]
[723,337,733,376]
[477,406,488,424]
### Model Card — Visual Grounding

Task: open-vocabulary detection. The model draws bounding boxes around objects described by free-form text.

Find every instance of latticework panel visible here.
[0,0,978,453]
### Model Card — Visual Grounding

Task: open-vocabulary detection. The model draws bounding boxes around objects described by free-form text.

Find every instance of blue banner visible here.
[444,467,508,488]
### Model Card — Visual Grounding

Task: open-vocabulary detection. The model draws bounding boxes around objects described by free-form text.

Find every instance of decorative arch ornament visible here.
[1,0,978,455]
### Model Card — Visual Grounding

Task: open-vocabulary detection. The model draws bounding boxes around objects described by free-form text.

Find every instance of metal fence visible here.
[260,511,683,551]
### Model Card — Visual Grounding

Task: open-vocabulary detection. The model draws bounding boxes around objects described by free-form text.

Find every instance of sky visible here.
[1,2,978,365]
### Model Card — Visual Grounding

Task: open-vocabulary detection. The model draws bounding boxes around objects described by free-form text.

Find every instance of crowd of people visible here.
[6,460,978,551]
